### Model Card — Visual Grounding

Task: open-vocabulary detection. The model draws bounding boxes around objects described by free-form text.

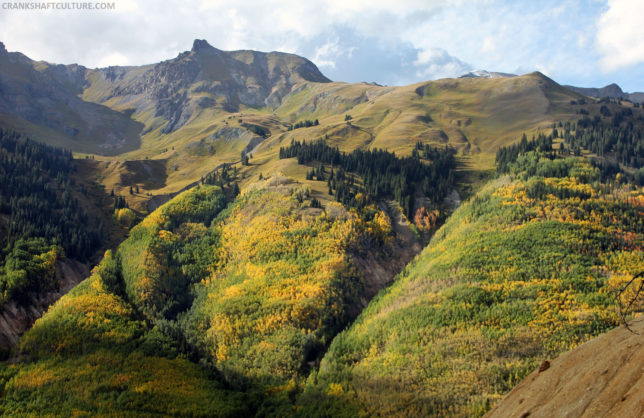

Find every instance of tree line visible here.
[496,132,553,173]
[567,115,644,169]
[279,139,457,217]
[0,129,103,259]
[287,119,319,131]
[201,164,241,199]
[0,129,104,304]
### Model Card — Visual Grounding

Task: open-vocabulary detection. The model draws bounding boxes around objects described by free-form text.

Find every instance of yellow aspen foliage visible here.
[115,208,137,227]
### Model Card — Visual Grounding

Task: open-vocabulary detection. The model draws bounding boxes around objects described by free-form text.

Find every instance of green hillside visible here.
[301,155,644,416]
[0,129,117,311]
[0,175,418,414]
[2,264,249,416]
[84,71,644,212]
[4,139,643,415]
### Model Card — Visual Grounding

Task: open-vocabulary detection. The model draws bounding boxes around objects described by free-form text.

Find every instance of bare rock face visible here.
[486,318,644,418]
[191,39,211,52]
[0,45,143,155]
[0,259,89,350]
[89,39,331,134]
[0,39,331,152]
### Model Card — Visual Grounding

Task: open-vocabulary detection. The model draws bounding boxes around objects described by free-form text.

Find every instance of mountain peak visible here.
[0,42,6,54]
[562,82,642,102]
[603,82,624,94]
[191,39,214,53]
[529,71,551,80]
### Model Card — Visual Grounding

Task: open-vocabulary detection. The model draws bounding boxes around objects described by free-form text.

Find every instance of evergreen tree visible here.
[0,129,105,305]
[279,138,457,217]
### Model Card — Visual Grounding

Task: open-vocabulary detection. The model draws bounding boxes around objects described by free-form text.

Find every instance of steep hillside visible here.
[487,317,644,418]
[266,71,583,158]
[0,174,423,414]
[2,41,644,417]
[2,259,249,417]
[81,62,591,204]
[121,76,643,212]
[0,129,117,351]
[301,156,643,416]
[0,42,143,155]
[0,258,89,350]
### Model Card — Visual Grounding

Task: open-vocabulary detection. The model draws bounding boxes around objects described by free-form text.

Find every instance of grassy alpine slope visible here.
[93,71,640,210]
[2,144,643,416]
[301,155,644,417]
[0,175,408,414]
[4,37,606,205]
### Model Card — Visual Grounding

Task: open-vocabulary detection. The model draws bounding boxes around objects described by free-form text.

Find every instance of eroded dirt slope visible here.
[487,318,644,418]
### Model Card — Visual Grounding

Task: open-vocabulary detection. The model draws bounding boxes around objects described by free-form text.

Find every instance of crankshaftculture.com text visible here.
[2,2,115,10]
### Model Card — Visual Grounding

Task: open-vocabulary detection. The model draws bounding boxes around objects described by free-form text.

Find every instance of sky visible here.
[1,0,643,91]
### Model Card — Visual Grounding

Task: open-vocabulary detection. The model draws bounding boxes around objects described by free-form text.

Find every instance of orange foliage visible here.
[414,207,440,232]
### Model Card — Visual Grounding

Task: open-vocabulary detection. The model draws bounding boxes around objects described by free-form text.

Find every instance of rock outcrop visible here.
[87,39,331,133]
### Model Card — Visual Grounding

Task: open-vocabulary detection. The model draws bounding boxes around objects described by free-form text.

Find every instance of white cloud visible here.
[596,0,644,71]
[96,52,129,67]
[414,48,471,79]
[535,64,551,77]
[482,36,495,53]
[313,39,358,68]
[0,0,638,89]
[0,0,452,67]
[313,40,341,69]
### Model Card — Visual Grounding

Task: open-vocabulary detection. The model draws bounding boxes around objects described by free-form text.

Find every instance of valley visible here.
[0,39,643,417]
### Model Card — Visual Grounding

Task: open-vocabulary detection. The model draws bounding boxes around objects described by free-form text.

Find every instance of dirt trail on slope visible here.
[487,318,644,418]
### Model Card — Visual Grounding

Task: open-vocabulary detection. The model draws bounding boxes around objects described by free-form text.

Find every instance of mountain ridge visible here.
[0,40,636,210]
[83,38,331,133]
[564,82,644,103]
[0,39,331,154]
[0,42,143,154]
